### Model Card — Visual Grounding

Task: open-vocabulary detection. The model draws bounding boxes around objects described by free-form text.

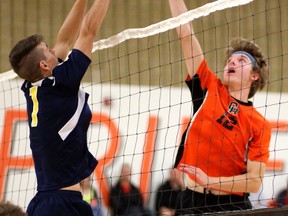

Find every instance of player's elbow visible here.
[80,22,97,39]
[246,160,266,193]
[248,177,262,193]
[77,25,97,46]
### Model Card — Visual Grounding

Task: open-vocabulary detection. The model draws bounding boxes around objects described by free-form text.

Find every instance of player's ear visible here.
[251,72,260,81]
[39,60,49,70]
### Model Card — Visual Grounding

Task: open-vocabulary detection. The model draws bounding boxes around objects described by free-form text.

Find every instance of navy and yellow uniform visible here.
[23,49,97,216]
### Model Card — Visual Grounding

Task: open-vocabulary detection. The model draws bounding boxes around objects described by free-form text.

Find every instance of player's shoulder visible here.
[250,107,271,129]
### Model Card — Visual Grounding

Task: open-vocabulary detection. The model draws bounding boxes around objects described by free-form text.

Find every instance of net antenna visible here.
[0,0,253,82]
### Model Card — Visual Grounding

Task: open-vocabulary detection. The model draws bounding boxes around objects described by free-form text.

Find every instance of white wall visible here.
[0,81,287,211]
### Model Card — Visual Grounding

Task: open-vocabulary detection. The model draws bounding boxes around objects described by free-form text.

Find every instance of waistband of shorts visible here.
[186,187,248,197]
[35,190,82,199]
[188,186,231,196]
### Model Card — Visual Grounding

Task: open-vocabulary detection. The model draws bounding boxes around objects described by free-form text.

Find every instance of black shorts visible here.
[26,190,93,216]
[175,188,252,215]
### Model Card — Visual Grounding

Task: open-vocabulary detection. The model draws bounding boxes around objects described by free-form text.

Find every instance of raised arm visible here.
[53,0,88,60]
[74,0,110,59]
[168,0,204,78]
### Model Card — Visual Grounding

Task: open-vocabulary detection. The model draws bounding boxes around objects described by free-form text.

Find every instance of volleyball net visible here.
[1,0,288,215]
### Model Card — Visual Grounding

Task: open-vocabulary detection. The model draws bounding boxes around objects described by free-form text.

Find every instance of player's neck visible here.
[228,88,249,103]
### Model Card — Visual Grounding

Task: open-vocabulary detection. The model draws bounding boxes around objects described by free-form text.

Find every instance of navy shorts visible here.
[26,190,93,216]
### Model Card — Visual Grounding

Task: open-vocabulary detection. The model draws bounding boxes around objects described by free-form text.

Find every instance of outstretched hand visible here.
[178,163,211,187]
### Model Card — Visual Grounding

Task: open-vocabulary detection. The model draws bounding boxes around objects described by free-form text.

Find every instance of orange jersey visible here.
[175,60,271,181]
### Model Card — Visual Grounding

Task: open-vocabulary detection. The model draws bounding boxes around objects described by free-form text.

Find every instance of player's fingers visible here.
[179,164,197,175]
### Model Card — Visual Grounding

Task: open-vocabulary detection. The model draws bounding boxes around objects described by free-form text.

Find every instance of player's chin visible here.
[224,76,236,85]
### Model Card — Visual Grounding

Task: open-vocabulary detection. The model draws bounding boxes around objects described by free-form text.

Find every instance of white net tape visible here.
[0,0,253,82]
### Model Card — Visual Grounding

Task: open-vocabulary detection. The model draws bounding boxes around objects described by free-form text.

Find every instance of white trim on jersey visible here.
[58,89,85,140]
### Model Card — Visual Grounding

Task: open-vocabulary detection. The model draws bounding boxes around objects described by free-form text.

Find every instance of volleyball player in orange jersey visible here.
[169,0,272,214]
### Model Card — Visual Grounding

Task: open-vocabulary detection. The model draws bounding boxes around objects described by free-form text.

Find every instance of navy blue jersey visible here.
[21,49,97,191]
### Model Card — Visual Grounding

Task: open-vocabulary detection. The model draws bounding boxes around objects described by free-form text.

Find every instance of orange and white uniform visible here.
[174,59,271,183]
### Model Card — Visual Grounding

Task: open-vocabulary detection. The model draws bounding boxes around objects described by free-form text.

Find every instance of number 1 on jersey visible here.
[29,86,39,127]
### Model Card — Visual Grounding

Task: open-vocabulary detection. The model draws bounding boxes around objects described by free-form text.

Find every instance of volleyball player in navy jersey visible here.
[9,0,110,215]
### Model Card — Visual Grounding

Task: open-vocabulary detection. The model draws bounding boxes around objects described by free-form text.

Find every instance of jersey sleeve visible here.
[52,49,91,92]
[185,59,220,110]
[248,119,271,163]
[186,59,218,90]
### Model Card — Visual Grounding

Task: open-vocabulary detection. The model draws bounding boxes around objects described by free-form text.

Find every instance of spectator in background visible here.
[82,175,104,216]
[0,201,27,216]
[155,168,184,216]
[109,163,152,216]
[275,184,288,207]
[249,187,269,209]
